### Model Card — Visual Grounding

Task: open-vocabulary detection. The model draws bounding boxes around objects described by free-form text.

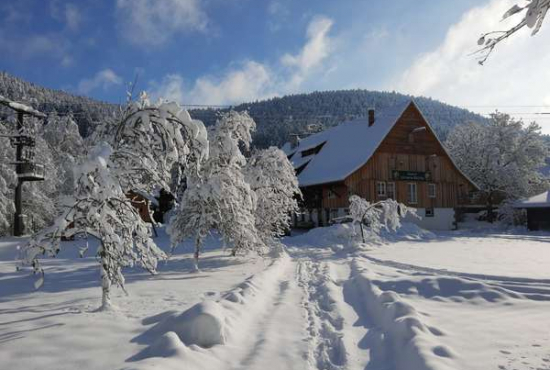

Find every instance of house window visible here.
[428,183,436,198]
[377,181,386,197]
[387,182,396,199]
[328,190,337,199]
[425,208,435,217]
[407,183,418,204]
[330,208,339,221]
[343,208,350,215]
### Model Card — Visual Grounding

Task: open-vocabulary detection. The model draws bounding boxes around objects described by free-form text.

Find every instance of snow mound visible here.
[289,222,435,250]
[348,259,457,370]
[381,222,436,241]
[170,300,226,348]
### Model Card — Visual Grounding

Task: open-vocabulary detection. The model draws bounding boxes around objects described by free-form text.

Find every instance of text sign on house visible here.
[392,170,431,181]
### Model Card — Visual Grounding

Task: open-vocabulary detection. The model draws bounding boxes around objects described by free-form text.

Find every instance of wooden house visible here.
[126,190,158,223]
[283,100,479,230]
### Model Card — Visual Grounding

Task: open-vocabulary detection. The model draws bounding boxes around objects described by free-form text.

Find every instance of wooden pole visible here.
[13,112,24,236]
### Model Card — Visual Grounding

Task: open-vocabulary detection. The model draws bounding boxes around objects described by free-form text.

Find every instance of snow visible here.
[515,190,550,208]
[364,229,550,279]
[2,223,550,370]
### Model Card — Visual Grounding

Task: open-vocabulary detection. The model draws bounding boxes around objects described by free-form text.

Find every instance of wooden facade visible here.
[299,103,478,226]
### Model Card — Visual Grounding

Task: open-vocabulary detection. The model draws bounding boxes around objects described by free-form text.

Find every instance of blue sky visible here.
[1,0,550,131]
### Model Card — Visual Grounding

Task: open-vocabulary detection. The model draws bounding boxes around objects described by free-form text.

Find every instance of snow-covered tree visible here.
[476,0,549,64]
[244,147,301,243]
[93,94,208,194]
[349,195,414,243]
[446,113,548,222]
[19,144,166,310]
[168,111,265,269]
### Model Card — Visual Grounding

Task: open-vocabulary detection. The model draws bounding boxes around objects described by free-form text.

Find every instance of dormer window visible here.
[301,141,326,157]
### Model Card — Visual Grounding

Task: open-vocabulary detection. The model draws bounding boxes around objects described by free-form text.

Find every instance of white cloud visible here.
[281,15,334,89]
[395,0,550,132]
[116,0,207,46]
[78,69,123,94]
[150,61,274,105]
[149,15,336,105]
[149,74,186,103]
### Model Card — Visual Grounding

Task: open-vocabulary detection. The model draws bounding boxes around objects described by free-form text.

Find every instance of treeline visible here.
[0,72,488,148]
[190,90,488,148]
[0,71,119,136]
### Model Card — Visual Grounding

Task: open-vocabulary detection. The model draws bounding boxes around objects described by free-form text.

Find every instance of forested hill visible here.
[190,90,487,148]
[0,72,485,147]
[0,71,119,136]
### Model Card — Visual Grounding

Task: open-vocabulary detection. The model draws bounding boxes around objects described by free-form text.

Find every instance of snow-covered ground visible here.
[1,224,550,370]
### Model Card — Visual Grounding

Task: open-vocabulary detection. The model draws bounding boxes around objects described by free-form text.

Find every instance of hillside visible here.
[0,72,485,147]
[192,90,487,148]
[0,71,119,136]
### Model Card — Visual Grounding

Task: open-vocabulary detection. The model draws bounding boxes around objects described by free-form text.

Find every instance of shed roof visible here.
[514,191,550,208]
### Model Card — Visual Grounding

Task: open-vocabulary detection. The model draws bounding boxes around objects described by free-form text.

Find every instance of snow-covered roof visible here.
[284,101,410,187]
[284,100,478,189]
[514,191,550,208]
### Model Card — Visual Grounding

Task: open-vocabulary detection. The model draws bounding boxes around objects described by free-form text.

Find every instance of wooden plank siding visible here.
[318,104,476,210]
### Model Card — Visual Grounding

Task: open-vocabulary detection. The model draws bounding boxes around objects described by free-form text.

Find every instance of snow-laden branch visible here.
[475,0,549,64]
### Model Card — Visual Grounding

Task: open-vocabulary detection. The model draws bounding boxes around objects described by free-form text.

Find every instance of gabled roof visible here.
[284,100,478,189]
[514,191,550,208]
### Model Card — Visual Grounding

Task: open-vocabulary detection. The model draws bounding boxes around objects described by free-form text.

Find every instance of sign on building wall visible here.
[392,170,431,181]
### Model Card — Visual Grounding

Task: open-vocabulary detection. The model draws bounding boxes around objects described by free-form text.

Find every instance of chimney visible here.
[368,109,375,126]
[290,134,300,149]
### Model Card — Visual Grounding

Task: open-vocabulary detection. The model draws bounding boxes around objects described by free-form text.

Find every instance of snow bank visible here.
[348,259,456,370]
[289,222,435,250]
[130,253,291,367]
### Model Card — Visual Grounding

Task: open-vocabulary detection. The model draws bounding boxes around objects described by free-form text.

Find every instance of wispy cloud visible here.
[50,1,82,31]
[149,15,336,105]
[116,0,208,46]
[281,15,334,89]
[78,69,123,94]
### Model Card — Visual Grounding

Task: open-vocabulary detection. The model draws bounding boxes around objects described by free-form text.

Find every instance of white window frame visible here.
[376,181,386,197]
[328,190,337,199]
[407,183,418,204]
[425,208,435,217]
[428,183,436,198]
[330,208,339,221]
[387,182,395,199]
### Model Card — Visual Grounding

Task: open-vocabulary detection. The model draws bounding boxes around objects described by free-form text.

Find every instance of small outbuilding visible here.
[514,191,550,231]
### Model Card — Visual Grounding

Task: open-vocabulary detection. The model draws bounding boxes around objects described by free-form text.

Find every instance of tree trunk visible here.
[486,193,495,223]
[193,239,201,272]
[100,263,113,311]
[360,222,366,243]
